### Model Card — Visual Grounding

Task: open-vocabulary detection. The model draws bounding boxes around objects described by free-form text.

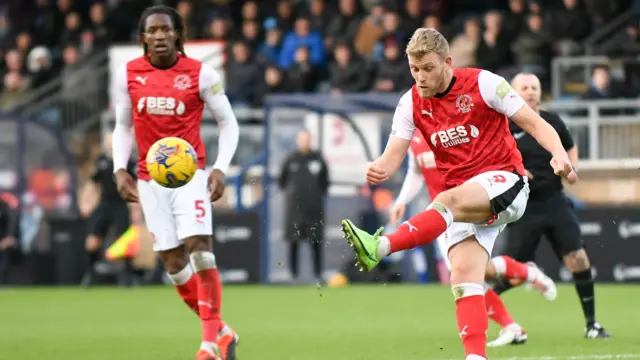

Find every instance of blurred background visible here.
[0,0,639,289]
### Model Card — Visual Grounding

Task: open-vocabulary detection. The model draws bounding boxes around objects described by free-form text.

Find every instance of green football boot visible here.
[341,219,384,271]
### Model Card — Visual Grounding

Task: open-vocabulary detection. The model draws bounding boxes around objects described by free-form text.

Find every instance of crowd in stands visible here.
[0,0,638,108]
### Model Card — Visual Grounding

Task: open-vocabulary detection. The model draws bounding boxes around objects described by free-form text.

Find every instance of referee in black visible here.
[494,72,610,339]
[81,133,137,287]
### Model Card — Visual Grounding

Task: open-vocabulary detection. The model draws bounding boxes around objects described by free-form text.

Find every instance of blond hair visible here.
[405,28,449,59]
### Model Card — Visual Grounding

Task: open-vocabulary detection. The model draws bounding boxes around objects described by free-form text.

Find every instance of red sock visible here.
[495,256,531,281]
[456,295,488,358]
[175,274,200,315]
[485,288,515,328]
[192,252,223,343]
[388,209,449,253]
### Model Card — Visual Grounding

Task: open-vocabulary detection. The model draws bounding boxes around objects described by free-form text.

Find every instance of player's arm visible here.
[551,113,579,168]
[394,150,424,205]
[479,71,575,181]
[199,65,239,176]
[379,92,414,177]
[112,65,134,173]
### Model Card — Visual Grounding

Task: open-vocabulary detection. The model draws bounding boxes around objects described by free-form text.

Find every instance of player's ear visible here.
[444,55,452,67]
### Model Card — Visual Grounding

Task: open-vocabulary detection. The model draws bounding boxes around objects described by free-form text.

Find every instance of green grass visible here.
[0,284,638,359]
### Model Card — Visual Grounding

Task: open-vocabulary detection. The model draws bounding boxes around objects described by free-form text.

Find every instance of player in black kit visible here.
[494,73,610,339]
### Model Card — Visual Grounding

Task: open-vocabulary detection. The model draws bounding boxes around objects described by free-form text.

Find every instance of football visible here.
[146,137,198,188]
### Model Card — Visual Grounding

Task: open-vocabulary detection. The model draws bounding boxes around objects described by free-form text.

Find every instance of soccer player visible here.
[341,28,576,360]
[389,131,556,347]
[111,6,240,360]
[493,72,610,339]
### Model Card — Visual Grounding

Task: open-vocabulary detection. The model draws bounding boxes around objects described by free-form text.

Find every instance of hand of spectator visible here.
[0,236,17,251]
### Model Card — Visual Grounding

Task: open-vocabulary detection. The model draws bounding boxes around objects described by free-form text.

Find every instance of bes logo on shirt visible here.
[431,125,480,148]
[137,96,186,116]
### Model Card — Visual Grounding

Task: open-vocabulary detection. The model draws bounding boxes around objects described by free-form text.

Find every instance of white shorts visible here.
[138,169,213,251]
[438,170,529,260]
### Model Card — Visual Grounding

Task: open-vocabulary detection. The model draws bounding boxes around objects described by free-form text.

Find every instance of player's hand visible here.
[208,169,226,202]
[550,156,578,184]
[114,169,139,202]
[524,169,534,180]
[389,203,406,227]
[366,162,388,185]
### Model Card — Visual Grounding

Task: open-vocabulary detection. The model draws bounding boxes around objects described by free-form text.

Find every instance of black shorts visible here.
[503,191,583,262]
[87,199,130,239]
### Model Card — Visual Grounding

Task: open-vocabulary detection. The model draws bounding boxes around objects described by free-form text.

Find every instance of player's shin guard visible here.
[452,283,488,359]
[190,251,223,343]
[485,287,515,328]
[168,265,200,315]
[491,256,535,282]
[385,203,453,255]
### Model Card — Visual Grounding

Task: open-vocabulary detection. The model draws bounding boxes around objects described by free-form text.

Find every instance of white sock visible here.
[167,265,193,285]
[466,355,486,360]
[200,341,219,353]
[377,236,390,259]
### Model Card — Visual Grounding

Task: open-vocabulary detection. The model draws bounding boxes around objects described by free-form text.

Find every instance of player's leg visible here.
[545,202,610,338]
[310,218,325,282]
[486,255,556,300]
[342,171,527,271]
[173,169,236,360]
[492,213,544,295]
[81,202,111,288]
[113,201,137,286]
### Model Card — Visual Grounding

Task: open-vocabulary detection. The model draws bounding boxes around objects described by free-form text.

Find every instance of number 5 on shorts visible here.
[195,200,206,219]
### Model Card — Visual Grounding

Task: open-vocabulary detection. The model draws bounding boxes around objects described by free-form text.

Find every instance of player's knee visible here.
[563,248,590,272]
[184,235,211,253]
[189,250,217,272]
[432,191,459,214]
[161,254,189,274]
[451,282,485,301]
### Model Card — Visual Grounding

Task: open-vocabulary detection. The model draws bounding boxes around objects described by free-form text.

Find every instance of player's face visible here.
[143,14,177,57]
[408,52,452,99]
[512,74,541,110]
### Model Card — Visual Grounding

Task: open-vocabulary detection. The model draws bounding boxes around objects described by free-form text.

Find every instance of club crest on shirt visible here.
[174,75,191,90]
[456,94,473,113]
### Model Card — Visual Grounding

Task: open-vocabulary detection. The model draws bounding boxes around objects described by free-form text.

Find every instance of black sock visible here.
[492,279,514,295]
[88,252,100,270]
[573,268,596,326]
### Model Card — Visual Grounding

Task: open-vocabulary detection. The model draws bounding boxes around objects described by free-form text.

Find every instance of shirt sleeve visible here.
[199,64,239,174]
[478,70,526,118]
[394,149,424,205]
[390,90,416,140]
[549,113,575,150]
[112,64,134,172]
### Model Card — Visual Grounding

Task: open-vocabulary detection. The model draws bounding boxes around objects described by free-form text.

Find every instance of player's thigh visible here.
[545,204,583,257]
[503,214,543,263]
[171,169,213,240]
[138,179,180,251]
[467,170,529,227]
[447,234,491,285]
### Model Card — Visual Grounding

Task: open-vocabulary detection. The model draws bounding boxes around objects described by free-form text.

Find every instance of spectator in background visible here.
[207,17,230,41]
[258,20,282,65]
[584,0,624,29]
[226,41,263,105]
[54,0,74,36]
[15,32,33,60]
[0,72,29,107]
[582,65,627,100]
[0,13,10,51]
[325,0,362,50]
[596,25,640,56]
[89,2,109,47]
[241,19,262,50]
[379,11,406,49]
[241,1,260,22]
[511,14,552,77]
[60,11,82,46]
[27,46,55,88]
[4,49,29,82]
[309,0,331,34]
[373,40,413,92]
[353,3,384,58]
[175,1,199,40]
[450,17,480,68]
[503,0,527,43]
[329,42,369,93]
[257,66,290,103]
[279,17,324,69]
[404,0,423,35]
[286,46,320,92]
[275,0,295,34]
[278,129,330,283]
[475,11,511,73]
[549,0,591,55]
[29,0,57,47]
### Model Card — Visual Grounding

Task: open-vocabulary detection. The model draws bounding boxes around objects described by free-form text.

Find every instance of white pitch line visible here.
[442,355,640,360]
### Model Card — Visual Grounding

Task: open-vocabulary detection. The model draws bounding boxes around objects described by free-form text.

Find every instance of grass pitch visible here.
[0,284,638,360]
